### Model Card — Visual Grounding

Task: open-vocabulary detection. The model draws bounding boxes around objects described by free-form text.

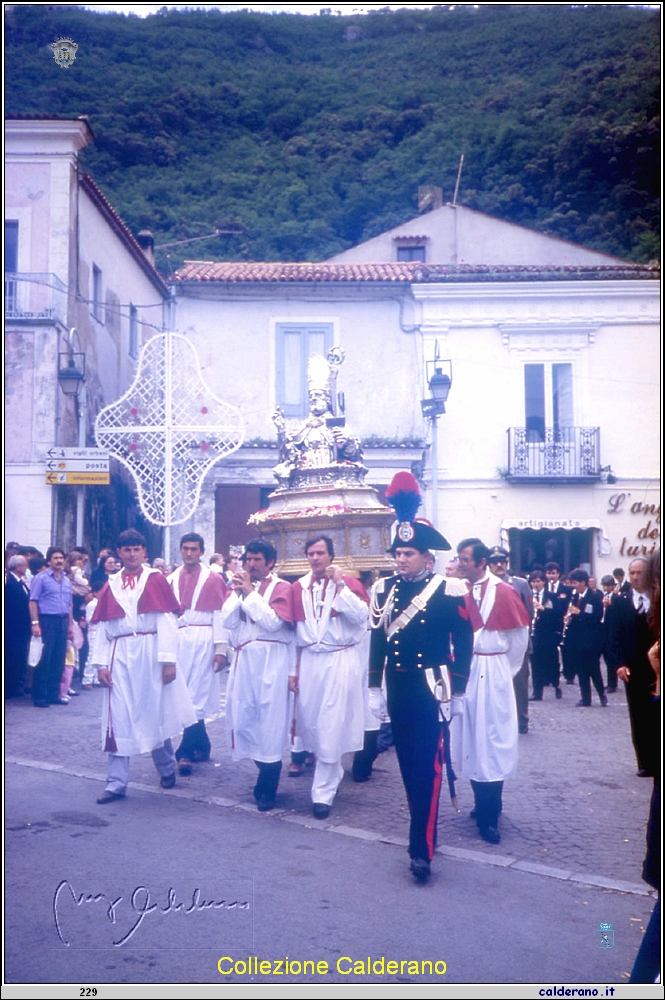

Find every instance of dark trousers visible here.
[352,729,379,780]
[513,652,530,730]
[531,642,560,697]
[577,653,605,705]
[176,719,211,761]
[629,897,660,983]
[5,631,30,698]
[388,669,444,862]
[625,676,656,773]
[470,779,503,829]
[33,615,68,705]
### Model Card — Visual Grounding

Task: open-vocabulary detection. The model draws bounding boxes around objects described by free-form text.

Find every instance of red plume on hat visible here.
[385,471,422,523]
[385,471,451,553]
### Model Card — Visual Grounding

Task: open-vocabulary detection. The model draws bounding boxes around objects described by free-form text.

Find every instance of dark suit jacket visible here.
[611,588,656,677]
[563,588,603,657]
[5,572,32,695]
[5,572,31,636]
[506,574,534,618]
[546,581,573,623]
[532,591,563,647]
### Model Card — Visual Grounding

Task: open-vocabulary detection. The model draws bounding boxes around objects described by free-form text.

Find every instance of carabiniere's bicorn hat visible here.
[385,471,451,553]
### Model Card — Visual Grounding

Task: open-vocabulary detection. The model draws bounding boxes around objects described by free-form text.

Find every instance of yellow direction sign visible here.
[45,472,110,485]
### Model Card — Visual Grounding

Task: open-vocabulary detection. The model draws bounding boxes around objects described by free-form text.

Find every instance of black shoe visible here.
[312,802,330,820]
[351,770,371,783]
[479,826,501,844]
[33,700,50,708]
[97,791,125,805]
[256,795,275,812]
[519,724,528,734]
[600,695,608,707]
[555,687,562,699]
[469,808,477,820]
[410,858,431,882]
[529,695,542,702]
[178,758,193,776]
[575,700,591,707]
[160,772,176,789]
[565,679,575,685]
[636,769,653,778]
[607,686,617,693]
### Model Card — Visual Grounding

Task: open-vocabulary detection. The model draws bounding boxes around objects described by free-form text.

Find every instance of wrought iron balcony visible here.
[4,272,67,325]
[506,427,601,483]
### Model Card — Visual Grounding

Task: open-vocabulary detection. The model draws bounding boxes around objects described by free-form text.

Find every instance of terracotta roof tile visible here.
[174,260,659,284]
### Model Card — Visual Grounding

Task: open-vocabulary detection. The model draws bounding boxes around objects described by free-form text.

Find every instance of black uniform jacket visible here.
[369,573,473,693]
[563,588,604,656]
[532,591,563,647]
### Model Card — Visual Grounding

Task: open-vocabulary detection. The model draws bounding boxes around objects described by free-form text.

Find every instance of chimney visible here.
[418,185,443,213]
[136,230,155,267]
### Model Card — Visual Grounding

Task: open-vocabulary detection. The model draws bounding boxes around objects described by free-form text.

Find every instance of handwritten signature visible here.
[53,881,250,947]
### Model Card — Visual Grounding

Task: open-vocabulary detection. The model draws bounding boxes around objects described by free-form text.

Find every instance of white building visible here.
[5,116,169,554]
[173,204,660,577]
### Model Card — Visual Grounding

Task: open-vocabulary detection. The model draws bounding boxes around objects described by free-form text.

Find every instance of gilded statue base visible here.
[249,482,395,581]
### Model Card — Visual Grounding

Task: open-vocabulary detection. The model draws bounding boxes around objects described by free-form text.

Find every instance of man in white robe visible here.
[453,538,530,844]
[92,530,197,804]
[290,535,369,819]
[221,539,294,811]
[168,533,228,775]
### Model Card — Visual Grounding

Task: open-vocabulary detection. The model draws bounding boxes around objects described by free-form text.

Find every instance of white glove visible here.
[450,695,465,719]
[368,687,385,721]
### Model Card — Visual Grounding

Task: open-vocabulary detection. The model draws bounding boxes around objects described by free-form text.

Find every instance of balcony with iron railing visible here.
[4,273,68,326]
[506,427,601,483]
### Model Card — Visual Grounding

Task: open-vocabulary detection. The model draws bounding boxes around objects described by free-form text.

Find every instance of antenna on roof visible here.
[452,154,465,207]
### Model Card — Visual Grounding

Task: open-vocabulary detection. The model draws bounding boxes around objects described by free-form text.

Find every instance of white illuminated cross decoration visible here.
[95,332,243,526]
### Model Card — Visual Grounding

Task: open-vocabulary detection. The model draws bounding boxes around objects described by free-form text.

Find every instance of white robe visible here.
[91,569,197,756]
[294,574,368,763]
[168,565,225,720]
[221,576,293,763]
[451,571,529,783]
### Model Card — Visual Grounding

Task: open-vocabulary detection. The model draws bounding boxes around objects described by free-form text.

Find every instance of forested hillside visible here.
[5,4,660,271]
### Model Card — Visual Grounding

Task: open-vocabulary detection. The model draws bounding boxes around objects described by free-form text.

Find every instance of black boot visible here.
[352,729,379,782]
[253,761,282,811]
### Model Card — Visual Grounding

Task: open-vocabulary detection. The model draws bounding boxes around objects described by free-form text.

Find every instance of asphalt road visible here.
[4,677,659,993]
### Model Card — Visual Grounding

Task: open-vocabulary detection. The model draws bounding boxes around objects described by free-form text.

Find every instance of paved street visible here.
[5,677,658,988]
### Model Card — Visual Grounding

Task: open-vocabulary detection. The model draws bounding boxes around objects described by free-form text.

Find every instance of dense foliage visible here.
[5,4,660,270]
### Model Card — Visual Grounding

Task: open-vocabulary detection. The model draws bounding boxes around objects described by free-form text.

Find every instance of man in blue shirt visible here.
[29,547,73,707]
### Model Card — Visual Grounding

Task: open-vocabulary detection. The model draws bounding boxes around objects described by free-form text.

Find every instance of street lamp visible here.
[420,358,453,528]
[421,362,452,418]
[57,350,85,395]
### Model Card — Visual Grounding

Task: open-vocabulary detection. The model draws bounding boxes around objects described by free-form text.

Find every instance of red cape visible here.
[174,567,228,614]
[292,574,369,622]
[464,578,530,633]
[92,569,180,622]
[256,577,294,625]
